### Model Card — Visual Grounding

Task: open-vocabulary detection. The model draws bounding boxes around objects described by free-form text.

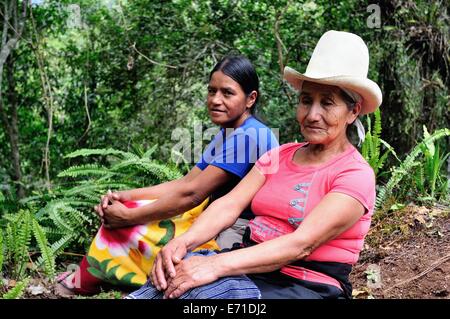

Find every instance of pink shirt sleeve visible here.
[255,144,287,176]
[329,164,376,214]
[255,143,299,176]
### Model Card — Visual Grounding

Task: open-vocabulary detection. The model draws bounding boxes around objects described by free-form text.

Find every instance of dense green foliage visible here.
[0,145,181,284]
[0,0,448,296]
[1,1,448,199]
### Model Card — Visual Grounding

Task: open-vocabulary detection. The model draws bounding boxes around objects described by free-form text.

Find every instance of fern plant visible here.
[2,210,33,279]
[1,278,29,299]
[0,229,4,276]
[1,146,182,283]
[375,128,450,210]
[50,146,182,249]
[414,126,450,200]
[361,108,399,177]
[1,210,56,280]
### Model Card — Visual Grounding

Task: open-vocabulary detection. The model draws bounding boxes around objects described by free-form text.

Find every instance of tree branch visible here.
[273,1,293,103]
[30,3,53,190]
[13,0,18,31]
[77,83,92,145]
[131,43,178,69]
[1,2,9,49]
[0,1,14,135]
[17,0,28,36]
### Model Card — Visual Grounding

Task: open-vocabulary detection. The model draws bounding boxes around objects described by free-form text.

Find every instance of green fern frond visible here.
[380,139,401,162]
[40,226,67,240]
[36,199,96,219]
[74,192,109,204]
[138,161,183,181]
[32,219,56,279]
[64,148,130,159]
[18,194,48,205]
[372,108,382,161]
[0,229,4,274]
[2,212,17,224]
[5,224,15,260]
[110,158,181,181]
[361,131,371,160]
[418,164,426,193]
[63,182,131,196]
[96,173,126,182]
[58,164,114,178]
[361,108,391,176]
[35,234,74,271]
[110,158,145,171]
[16,211,33,278]
[48,208,75,233]
[2,278,29,299]
[375,128,450,210]
[65,206,91,224]
[142,145,158,159]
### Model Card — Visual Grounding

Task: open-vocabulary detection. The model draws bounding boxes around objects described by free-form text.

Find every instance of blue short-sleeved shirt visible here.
[196,116,279,219]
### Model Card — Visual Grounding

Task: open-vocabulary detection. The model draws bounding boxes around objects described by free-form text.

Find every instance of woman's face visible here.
[207,71,256,128]
[297,81,360,145]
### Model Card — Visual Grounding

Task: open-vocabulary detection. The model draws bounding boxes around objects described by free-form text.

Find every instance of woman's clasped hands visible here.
[94,190,134,229]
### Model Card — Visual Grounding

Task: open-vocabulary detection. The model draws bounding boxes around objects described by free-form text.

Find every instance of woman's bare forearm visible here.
[117,167,200,201]
[214,233,311,277]
[181,167,266,250]
[129,185,209,224]
[117,179,182,201]
[182,198,244,250]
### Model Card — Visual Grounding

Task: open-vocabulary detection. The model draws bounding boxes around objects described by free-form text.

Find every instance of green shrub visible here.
[361,108,399,178]
[0,146,182,282]
[375,128,450,211]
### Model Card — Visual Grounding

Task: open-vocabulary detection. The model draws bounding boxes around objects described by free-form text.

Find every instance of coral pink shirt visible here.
[249,143,376,289]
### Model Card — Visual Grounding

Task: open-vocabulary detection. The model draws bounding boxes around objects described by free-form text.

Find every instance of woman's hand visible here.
[151,237,189,291]
[101,200,134,228]
[94,190,129,220]
[164,255,220,299]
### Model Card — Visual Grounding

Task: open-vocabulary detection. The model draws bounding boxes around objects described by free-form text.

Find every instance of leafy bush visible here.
[413,126,450,200]
[361,108,399,178]
[375,128,450,212]
[1,278,29,299]
[1,210,55,280]
[0,146,182,283]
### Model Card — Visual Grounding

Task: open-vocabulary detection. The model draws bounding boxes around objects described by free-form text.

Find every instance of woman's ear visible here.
[246,91,258,109]
[348,101,362,124]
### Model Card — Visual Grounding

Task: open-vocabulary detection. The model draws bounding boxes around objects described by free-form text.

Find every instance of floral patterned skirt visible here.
[62,198,218,294]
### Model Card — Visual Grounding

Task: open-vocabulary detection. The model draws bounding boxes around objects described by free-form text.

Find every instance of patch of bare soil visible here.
[351,203,450,299]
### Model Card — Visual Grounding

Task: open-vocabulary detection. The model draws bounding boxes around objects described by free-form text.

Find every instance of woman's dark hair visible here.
[209,55,260,114]
[339,89,357,111]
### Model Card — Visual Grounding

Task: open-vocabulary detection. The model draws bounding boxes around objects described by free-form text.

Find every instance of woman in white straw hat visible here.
[131,30,381,299]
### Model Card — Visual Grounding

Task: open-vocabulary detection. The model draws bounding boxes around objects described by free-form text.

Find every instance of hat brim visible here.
[284,66,382,115]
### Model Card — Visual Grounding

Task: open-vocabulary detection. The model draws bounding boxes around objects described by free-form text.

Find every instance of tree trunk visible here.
[5,53,24,198]
[0,0,28,199]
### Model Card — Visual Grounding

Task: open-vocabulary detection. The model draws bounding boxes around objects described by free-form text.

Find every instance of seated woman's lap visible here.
[248,272,346,299]
[63,199,219,294]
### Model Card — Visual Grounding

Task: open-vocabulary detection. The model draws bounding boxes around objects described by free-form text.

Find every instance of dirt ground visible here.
[2,204,449,299]
[350,203,450,299]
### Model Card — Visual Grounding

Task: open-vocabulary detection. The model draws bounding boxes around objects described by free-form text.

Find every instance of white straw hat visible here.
[284,30,382,115]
